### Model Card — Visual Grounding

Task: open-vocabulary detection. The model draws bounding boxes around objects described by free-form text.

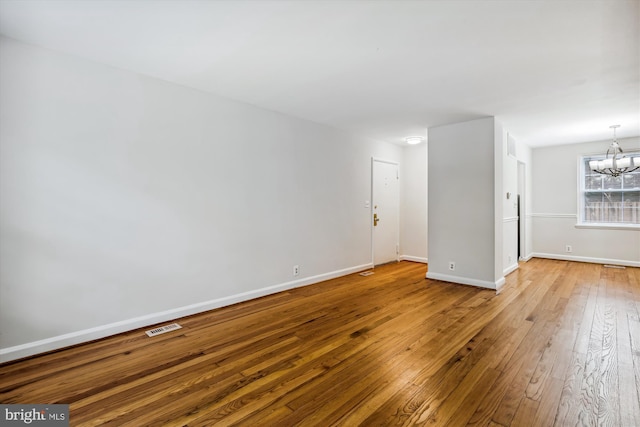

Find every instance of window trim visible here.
[576,152,640,231]
[575,222,640,231]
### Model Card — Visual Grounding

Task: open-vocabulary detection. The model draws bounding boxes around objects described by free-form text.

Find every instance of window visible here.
[580,154,640,226]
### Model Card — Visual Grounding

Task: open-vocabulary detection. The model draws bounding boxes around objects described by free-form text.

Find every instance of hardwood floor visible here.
[1,259,639,426]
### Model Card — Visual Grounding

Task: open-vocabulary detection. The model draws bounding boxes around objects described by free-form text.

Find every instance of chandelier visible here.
[589,125,640,177]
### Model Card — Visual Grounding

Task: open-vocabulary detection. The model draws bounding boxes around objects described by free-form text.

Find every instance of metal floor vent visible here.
[145,323,182,337]
[359,271,374,276]
[604,264,626,269]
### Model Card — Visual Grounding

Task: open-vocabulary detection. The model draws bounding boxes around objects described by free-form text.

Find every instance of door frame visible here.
[517,160,527,261]
[371,157,400,266]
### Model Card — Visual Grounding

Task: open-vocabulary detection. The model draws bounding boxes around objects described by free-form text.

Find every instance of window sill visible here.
[575,223,640,231]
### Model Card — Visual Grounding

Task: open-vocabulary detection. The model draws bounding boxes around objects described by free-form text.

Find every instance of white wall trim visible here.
[503,216,519,223]
[400,255,428,263]
[426,271,503,291]
[371,156,400,166]
[503,262,519,276]
[0,262,373,363]
[574,223,640,231]
[530,213,577,218]
[519,254,534,262]
[531,253,640,268]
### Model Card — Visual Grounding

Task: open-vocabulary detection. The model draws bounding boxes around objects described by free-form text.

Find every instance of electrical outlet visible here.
[565,245,572,253]
[293,265,300,276]
[449,261,455,271]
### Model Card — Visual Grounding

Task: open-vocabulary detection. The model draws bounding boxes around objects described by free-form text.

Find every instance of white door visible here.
[372,159,399,265]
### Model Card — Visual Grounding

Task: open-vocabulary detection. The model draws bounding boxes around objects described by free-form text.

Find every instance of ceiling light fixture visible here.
[589,125,640,177]
[405,136,423,145]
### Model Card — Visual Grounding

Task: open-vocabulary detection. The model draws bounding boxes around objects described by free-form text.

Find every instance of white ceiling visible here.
[0,0,638,147]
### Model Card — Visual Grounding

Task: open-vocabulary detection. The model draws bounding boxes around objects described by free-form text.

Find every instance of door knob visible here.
[373,213,380,226]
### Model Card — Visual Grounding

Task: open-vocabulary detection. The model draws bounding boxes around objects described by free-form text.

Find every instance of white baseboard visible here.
[0,262,373,363]
[503,263,519,276]
[531,253,640,268]
[519,253,533,262]
[400,255,428,264]
[426,271,503,292]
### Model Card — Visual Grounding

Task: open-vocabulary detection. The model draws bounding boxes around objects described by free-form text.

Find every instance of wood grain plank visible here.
[597,268,620,427]
[510,396,539,427]
[531,377,564,427]
[553,350,587,427]
[617,266,640,427]
[576,276,606,426]
[468,319,556,426]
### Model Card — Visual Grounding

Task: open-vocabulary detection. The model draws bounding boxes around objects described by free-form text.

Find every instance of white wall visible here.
[531,138,640,266]
[0,37,403,361]
[427,117,504,289]
[400,142,428,263]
